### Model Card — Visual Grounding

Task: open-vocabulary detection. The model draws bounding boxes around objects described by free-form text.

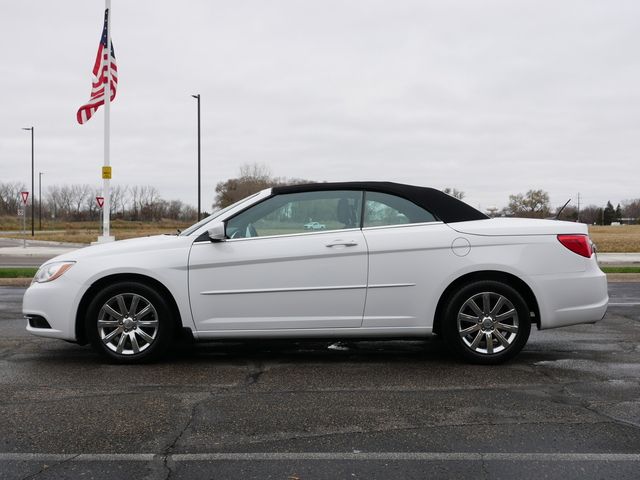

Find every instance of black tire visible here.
[442,280,531,364]
[85,281,175,363]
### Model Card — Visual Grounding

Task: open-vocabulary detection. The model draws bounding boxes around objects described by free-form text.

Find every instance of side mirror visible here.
[207,222,226,242]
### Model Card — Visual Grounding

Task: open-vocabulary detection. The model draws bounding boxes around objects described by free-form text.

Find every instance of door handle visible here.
[325,240,358,247]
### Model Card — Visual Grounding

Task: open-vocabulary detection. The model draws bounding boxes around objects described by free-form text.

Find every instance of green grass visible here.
[600,266,640,274]
[0,268,38,278]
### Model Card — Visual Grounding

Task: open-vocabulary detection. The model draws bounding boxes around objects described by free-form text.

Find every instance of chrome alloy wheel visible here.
[457,291,519,355]
[97,293,159,355]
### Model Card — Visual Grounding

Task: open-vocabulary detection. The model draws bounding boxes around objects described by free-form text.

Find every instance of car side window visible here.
[226,190,363,238]
[363,191,437,228]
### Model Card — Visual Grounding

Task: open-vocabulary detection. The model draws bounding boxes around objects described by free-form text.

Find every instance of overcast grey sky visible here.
[1,0,639,211]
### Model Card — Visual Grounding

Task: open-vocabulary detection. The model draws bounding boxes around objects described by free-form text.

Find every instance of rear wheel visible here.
[85,281,175,363]
[442,280,531,364]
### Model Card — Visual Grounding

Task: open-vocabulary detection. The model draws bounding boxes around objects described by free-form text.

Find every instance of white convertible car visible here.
[23,182,608,364]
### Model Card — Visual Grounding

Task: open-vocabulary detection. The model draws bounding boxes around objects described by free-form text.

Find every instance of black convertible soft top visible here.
[271,182,488,224]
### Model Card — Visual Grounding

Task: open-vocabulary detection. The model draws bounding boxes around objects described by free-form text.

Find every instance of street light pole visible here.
[22,126,34,236]
[191,94,201,221]
[38,172,44,230]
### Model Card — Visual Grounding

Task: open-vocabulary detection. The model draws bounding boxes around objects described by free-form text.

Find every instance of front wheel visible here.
[442,280,531,364]
[85,281,175,363]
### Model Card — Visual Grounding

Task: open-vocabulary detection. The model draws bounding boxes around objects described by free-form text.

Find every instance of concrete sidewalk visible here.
[596,253,640,264]
[0,239,85,268]
[0,239,85,258]
[0,245,82,258]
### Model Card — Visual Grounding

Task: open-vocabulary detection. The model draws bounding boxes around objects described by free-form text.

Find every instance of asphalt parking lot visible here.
[1,284,639,479]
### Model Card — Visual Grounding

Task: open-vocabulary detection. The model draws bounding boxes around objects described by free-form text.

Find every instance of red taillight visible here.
[557,234,593,258]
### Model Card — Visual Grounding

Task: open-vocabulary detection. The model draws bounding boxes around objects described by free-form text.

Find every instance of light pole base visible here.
[94,235,116,244]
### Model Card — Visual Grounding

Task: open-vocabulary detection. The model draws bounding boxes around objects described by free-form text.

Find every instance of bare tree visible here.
[239,162,272,181]
[579,205,602,225]
[622,199,640,223]
[1,181,201,222]
[180,204,197,221]
[0,182,26,215]
[507,190,550,218]
[555,204,578,221]
[56,185,75,219]
[70,184,91,220]
[110,184,130,218]
[166,199,184,219]
[214,163,274,209]
[133,185,162,221]
[46,185,61,219]
[84,186,102,220]
[443,187,465,200]
[213,163,315,209]
[129,185,142,220]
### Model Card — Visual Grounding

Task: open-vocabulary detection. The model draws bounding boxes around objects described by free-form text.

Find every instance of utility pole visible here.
[576,192,581,223]
[191,94,201,220]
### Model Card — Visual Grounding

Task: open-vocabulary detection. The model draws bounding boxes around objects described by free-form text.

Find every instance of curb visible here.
[0,278,32,287]
[606,273,640,283]
[0,237,87,248]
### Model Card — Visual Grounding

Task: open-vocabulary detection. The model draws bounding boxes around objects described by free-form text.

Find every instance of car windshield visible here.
[179,193,261,236]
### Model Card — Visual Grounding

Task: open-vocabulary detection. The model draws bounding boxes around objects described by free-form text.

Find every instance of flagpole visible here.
[100,0,114,242]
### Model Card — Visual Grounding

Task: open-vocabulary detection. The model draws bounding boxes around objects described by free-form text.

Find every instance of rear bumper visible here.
[531,264,608,330]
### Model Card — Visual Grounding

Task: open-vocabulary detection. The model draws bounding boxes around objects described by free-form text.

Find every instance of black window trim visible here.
[361,190,439,229]
[272,182,487,223]
[223,189,366,241]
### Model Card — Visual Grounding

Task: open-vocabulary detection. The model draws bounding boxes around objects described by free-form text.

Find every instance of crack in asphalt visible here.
[202,418,622,452]
[153,358,268,468]
[0,385,236,406]
[19,453,79,480]
[480,456,490,479]
[558,383,640,430]
[160,397,205,480]
[531,359,640,430]
[0,340,40,361]
[244,360,266,387]
[156,358,269,477]
[527,367,640,433]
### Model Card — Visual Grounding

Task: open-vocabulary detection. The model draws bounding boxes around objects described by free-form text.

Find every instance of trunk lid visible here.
[449,217,588,236]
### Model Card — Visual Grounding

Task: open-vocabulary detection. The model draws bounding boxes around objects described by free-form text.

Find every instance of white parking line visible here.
[1,452,639,462]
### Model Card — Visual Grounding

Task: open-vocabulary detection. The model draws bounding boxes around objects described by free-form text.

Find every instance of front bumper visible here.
[23,276,86,341]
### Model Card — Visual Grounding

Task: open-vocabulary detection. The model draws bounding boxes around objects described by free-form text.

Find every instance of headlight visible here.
[32,261,75,284]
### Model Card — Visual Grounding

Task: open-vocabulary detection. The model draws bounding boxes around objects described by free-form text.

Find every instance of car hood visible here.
[44,235,192,264]
[449,217,589,236]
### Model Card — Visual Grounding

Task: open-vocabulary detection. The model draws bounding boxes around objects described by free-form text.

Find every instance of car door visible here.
[360,191,457,328]
[188,190,368,332]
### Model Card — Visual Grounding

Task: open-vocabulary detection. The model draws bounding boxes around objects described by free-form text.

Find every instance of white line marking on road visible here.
[608,303,640,306]
[1,452,639,462]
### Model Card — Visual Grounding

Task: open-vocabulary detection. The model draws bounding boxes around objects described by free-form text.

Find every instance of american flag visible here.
[76,9,118,124]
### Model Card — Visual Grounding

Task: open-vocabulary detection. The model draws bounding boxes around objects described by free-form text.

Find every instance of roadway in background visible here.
[1,237,639,268]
